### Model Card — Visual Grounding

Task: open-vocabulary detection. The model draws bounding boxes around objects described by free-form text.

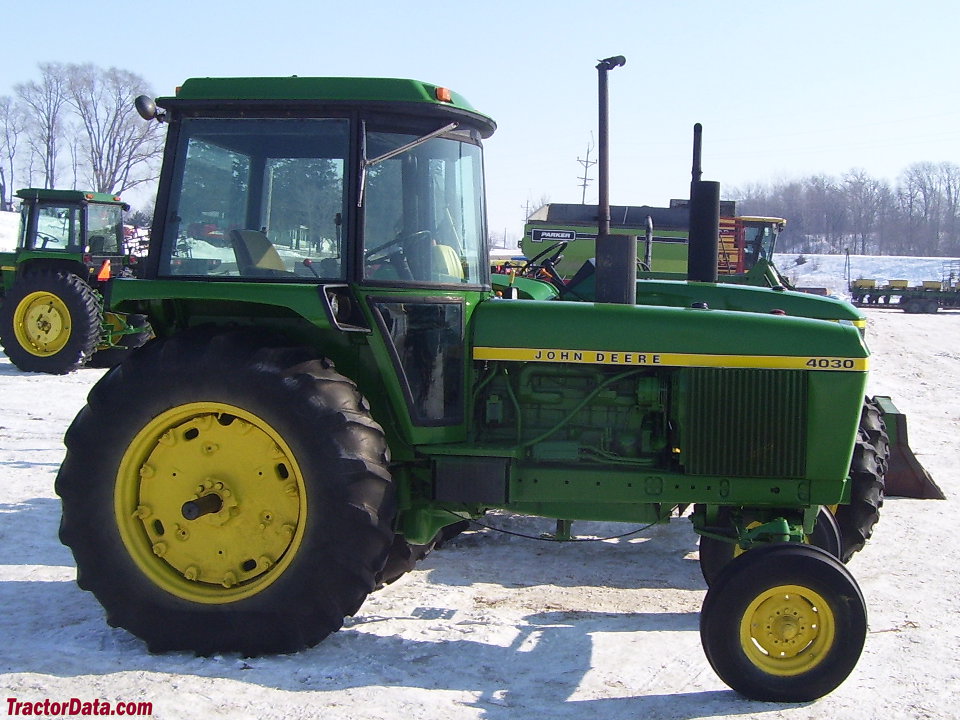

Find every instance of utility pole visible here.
[577,137,596,204]
[521,198,534,221]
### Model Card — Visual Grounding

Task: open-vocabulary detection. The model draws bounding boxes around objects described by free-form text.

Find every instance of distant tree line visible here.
[0,62,164,211]
[731,163,960,257]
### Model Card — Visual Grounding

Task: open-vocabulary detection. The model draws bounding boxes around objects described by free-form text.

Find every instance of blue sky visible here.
[2,0,958,240]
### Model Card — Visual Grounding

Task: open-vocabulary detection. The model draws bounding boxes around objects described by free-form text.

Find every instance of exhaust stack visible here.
[593,55,636,305]
[687,124,719,284]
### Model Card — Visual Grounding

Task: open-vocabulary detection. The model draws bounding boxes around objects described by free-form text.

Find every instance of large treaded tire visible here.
[834,433,885,563]
[858,397,890,475]
[376,520,470,588]
[0,270,101,373]
[56,329,396,655]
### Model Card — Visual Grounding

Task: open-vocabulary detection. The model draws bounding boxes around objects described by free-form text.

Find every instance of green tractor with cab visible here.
[55,72,919,701]
[0,188,151,373]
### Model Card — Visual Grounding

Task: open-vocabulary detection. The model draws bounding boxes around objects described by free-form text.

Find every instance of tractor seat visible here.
[87,235,106,254]
[230,229,288,276]
[432,243,463,282]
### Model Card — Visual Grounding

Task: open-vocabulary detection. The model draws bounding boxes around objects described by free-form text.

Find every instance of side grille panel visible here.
[683,368,807,478]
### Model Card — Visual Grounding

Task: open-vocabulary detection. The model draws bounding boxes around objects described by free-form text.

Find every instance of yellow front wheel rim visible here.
[115,402,307,603]
[13,291,72,356]
[740,584,836,676]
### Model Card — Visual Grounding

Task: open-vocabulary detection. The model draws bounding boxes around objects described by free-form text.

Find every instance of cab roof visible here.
[16,188,125,205]
[160,76,497,137]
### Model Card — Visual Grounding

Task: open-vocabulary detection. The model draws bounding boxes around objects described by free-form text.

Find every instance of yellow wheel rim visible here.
[13,291,72,356]
[740,584,836,676]
[115,402,307,603]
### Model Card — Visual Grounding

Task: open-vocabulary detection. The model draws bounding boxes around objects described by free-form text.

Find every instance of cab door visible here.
[354,121,489,445]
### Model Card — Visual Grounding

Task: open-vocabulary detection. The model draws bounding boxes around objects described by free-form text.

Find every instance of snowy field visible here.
[774,252,960,298]
[1,209,959,718]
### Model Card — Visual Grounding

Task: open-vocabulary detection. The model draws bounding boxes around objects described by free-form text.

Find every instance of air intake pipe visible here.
[687,123,719,284]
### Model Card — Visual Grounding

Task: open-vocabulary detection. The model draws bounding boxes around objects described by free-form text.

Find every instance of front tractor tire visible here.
[56,330,396,655]
[698,507,842,586]
[0,270,101,373]
[700,543,867,702]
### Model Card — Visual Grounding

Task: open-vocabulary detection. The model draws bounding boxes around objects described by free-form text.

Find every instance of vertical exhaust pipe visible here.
[593,55,636,305]
[688,123,719,283]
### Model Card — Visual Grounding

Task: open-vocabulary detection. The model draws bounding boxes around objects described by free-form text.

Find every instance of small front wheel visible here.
[700,543,867,702]
[698,507,842,586]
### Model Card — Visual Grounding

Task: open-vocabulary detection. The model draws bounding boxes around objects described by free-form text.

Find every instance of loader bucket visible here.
[872,395,945,499]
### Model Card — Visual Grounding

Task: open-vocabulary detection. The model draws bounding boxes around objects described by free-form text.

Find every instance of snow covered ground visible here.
[1,210,959,717]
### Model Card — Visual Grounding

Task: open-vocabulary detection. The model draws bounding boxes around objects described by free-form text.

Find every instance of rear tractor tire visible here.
[0,270,101,373]
[56,329,396,655]
[700,543,867,702]
[833,399,887,563]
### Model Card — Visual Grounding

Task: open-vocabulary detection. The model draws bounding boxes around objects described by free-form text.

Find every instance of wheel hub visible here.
[740,584,836,676]
[14,291,71,356]
[116,403,306,602]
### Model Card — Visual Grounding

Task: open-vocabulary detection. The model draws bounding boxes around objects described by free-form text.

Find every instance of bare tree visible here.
[936,162,960,256]
[0,96,27,209]
[897,162,944,254]
[63,63,164,194]
[843,169,889,254]
[15,62,69,188]
[803,175,847,252]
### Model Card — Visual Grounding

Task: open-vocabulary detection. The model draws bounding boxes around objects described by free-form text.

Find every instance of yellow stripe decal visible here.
[1,266,15,272]
[473,346,868,371]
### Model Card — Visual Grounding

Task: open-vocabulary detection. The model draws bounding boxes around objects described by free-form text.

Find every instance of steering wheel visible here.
[35,231,58,249]
[365,230,432,262]
[365,230,434,281]
[519,241,567,275]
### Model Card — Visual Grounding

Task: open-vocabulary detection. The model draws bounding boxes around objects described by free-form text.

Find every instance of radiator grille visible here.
[683,368,807,477]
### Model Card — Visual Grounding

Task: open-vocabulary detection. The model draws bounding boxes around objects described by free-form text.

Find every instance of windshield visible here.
[86,204,124,254]
[28,204,81,251]
[159,118,349,279]
[743,223,778,266]
[363,131,485,286]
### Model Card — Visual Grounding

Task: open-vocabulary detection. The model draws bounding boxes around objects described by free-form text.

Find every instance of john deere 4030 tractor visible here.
[56,74,907,701]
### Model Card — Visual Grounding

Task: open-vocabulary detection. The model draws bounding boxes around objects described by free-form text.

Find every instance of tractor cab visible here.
[147,108,488,288]
[724,215,792,288]
[738,216,784,266]
[7,188,135,292]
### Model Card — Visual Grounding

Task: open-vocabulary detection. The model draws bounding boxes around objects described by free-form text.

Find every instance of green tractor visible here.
[57,74,899,701]
[0,188,151,373]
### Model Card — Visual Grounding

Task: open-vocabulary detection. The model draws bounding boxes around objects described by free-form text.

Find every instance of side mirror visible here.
[135,95,165,123]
